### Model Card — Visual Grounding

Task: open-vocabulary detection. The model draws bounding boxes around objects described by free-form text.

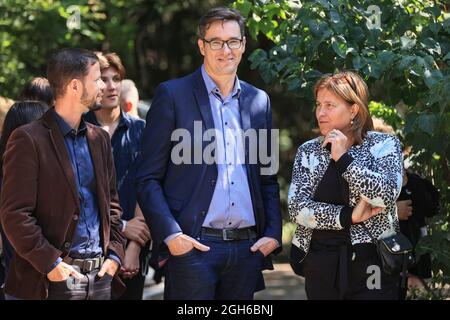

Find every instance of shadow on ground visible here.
[143,263,306,300]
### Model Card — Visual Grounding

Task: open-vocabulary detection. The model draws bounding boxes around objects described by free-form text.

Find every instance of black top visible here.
[311,157,351,249]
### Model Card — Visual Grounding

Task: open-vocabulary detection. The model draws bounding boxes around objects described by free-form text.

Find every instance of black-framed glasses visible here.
[202,38,243,50]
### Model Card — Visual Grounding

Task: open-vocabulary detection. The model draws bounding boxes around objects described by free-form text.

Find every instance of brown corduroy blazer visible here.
[0,109,126,299]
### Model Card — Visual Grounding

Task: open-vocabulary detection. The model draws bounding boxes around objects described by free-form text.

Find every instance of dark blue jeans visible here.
[47,270,113,300]
[164,236,265,300]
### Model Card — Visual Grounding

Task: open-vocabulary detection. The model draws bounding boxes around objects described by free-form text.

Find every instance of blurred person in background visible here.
[372,117,440,299]
[120,79,140,118]
[19,77,54,108]
[84,52,150,300]
[0,101,49,299]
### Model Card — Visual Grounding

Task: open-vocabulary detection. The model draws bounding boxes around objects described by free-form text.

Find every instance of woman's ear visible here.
[351,103,360,119]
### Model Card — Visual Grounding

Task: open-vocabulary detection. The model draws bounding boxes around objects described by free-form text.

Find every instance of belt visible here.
[200,227,257,241]
[63,256,104,273]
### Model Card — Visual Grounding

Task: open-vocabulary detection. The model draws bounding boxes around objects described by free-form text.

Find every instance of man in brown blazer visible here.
[0,48,126,300]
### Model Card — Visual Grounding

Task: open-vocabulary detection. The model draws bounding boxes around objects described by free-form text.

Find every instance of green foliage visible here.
[233,0,450,297]
[0,0,107,99]
[0,0,226,99]
[1,0,448,297]
[369,101,403,132]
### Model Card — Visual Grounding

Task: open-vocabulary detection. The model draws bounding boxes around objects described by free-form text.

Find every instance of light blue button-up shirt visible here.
[201,65,255,229]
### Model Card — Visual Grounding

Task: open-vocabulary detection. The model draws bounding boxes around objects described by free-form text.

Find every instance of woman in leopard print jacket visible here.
[288,71,403,300]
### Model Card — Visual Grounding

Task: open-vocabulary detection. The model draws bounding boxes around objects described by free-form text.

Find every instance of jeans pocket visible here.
[171,248,197,259]
[97,273,113,282]
[255,250,265,259]
[48,276,70,287]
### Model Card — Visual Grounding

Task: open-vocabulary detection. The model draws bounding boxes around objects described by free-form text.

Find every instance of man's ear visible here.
[198,38,205,56]
[242,36,246,53]
[69,79,80,95]
[124,101,133,112]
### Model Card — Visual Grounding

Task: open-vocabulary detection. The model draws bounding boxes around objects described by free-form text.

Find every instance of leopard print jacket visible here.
[288,131,403,259]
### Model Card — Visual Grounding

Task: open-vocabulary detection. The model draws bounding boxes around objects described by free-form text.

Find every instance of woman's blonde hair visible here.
[314,71,374,144]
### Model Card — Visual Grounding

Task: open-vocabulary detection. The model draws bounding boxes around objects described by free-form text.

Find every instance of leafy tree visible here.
[232,0,450,297]
[0,0,107,99]
[0,0,227,99]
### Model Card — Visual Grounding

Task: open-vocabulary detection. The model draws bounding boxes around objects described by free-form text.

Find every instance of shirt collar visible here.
[83,109,129,129]
[51,108,87,137]
[201,64,241,100]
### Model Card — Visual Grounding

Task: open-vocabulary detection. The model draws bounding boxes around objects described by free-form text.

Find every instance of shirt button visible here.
[225,122,228,126]
[64,242,71,248]
[73,215,79,221]
[211,179,216,186]
[200,210,207,216]
[228,222,232,225]
[232,202,235,206]
[231,182,234,185]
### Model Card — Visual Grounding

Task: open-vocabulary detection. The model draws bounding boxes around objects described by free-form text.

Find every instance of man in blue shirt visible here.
[136,7,282,300]
[84,52,149,300]
[0,48,126,300]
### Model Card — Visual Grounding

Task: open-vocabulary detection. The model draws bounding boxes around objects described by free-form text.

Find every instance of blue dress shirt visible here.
[49,109,120,271]
[200,65,256,229]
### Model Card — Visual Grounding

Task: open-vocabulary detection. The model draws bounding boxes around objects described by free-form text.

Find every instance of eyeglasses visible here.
[202,38,243,50]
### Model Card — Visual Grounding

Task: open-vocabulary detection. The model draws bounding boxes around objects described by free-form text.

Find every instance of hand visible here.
[98,258,119,278]
[352,198,384,224]
[120,241,141,279]
[47,261,83,282]
[322,129,349,161]
[250,237,279,257]
[123,217,151,247]
[397,200,413,220]
[167,234,210,256]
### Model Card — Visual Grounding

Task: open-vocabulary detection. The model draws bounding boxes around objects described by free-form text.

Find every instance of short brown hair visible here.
[314,71,374,144]
[95,52,125,80]
[47,48,98,98]
[198,7,245,39]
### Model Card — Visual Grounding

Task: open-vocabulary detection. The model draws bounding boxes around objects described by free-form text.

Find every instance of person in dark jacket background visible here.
[0,101,49,299]
[397,169,440,299]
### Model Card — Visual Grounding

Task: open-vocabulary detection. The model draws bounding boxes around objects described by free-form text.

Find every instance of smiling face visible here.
[80,62,105,112]
[99,67,122,110]
[197,20,245,78]
[315,88,359,137]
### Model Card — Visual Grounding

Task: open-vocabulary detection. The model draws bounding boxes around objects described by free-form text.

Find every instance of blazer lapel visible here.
[238,83,252,132]
[238,82,254,164]
[86,125,106,221]
[192,68,215,131]
[237,82,260,223]
[42,111,79,208]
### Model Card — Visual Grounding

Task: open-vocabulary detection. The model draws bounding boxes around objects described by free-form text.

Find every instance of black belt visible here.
[63,256,104,273]
[201,227,257,241]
